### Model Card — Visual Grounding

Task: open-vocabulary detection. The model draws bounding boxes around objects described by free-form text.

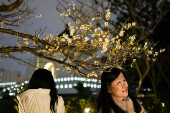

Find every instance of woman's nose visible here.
[123,81,128,87]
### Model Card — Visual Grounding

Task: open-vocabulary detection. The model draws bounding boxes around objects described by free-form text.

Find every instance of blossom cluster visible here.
[45,2,163,77]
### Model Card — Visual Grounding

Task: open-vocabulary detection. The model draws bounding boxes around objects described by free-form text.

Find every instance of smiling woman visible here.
[97,68,146,113]
[107,72,128,100]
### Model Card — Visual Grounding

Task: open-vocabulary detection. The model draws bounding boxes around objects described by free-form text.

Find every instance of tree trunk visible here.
[135,58,151,95]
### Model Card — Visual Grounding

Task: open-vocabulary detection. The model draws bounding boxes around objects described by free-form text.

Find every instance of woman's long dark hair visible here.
[27,68,58,113]
[97,68,141,113]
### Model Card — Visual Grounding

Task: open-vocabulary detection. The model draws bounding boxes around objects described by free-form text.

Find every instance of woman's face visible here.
[107,72,128,100]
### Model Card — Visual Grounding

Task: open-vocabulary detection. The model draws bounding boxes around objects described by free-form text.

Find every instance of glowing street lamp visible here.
[84,108,90,113]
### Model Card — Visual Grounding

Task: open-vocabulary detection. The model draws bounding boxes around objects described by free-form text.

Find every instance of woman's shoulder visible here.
[56,96,66,113]
[57,95,64,100]
[137,100,146,113]
[57,95,64,104]
[135,98,146,113]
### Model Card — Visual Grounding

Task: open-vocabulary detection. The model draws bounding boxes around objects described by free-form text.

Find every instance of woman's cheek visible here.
[117,84,122,90]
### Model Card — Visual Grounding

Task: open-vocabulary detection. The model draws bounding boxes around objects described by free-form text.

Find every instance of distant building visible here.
[0,67,25,97]
[0,68,25,86]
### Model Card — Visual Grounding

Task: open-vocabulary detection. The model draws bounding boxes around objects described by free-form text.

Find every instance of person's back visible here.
[16,69,66,113]
[17,89,65,113]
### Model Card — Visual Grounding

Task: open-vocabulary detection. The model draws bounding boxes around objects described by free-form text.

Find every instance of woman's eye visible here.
[123,80,126,82]
[117,82,121,84]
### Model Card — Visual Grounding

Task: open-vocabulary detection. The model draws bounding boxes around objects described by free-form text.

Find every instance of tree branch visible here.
[0,0,24,12]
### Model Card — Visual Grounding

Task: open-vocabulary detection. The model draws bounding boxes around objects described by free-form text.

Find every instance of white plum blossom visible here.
[144,42,148,49]
[119,30,124,37]
[132,22,136,26]
[160,48,165,53]
[84,37,89,42]
[111,37,115,43]
[67,38,72,44]
[98,38,103,42]
[105,38,110,43]
[80,25,84,30]
[92,18,95,21]
[129,35,136,45]
[104,22,108,27]
[105,9,110,21]
[128,23,131,28]
[102,42,108,52]
[70,29,75,36]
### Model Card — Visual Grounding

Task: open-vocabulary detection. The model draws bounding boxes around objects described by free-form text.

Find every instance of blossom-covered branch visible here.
[0,1,165,78]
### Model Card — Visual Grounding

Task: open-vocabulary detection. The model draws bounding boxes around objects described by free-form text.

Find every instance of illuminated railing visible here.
[0,82,17,86]
[55,83,101,89]
[54,77,101,83]
[0,77,101,95]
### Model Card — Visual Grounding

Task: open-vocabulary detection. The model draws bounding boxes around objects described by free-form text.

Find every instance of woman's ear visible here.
[107,86,111,93]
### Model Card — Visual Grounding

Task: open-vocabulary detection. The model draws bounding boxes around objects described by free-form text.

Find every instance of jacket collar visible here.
[17,88,50,99]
